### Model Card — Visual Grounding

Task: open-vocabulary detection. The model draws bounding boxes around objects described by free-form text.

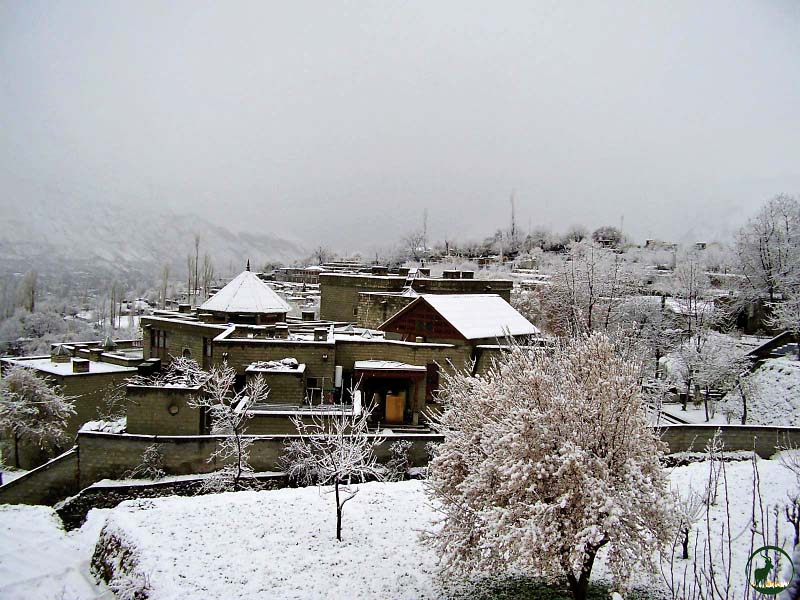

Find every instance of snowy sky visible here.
[1,1,799,251]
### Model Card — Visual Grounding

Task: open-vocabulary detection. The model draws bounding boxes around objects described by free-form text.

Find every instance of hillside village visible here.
[0,194,799,599]
[2,2,800,598]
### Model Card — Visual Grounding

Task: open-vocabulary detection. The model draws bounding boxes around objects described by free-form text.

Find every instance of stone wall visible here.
[61,371,133,434]
[125,385,204,435]
[214,340,336,383]
[0,448,79,505]
[658,424,800,458]
[4,424,800,507]
[76,431,441,489]
[319,273,513,322]
[356,293,416,329]
[57,473,287,530]
[250,370,306,404]
[142,317,226,364]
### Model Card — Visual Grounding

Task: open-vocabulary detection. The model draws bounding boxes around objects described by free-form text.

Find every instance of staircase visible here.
[402,268,419,292]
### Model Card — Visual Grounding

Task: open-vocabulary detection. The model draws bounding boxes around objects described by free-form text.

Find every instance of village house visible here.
[138,265,539,435]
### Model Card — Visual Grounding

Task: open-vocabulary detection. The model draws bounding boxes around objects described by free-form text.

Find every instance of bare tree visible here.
[311,245,331,266]
[424,333,676,600]
[188,363,268,492]
[564,224,588,243]
[194,234,200,305]
[283,392,384,541]
[186,254,195,306]
[159,264,170,310]
[201,253,214,302]
[591,225,624,248]
[676,487,705,560]
[735,194,800,301]
[542,242,636,336]
[15,271,37,312]
[402,230,426,262]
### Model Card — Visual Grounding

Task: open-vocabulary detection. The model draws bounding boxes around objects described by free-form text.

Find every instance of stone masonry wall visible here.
[356,294,416,329]
[125,385,203,435]
[319,273,514,322]
[0,449,79,505]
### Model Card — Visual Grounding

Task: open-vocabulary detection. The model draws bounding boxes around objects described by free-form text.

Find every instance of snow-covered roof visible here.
[200,270,291,315]
[2,356,138,377]
[386,294,539,341]
[354,360,426,372]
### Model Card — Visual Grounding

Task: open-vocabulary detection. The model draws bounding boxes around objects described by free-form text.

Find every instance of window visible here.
[152,330,168,349]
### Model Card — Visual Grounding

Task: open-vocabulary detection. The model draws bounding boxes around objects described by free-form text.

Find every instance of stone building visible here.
[0,339,146,467]
[139,267,539,434]
[319,268,514,324]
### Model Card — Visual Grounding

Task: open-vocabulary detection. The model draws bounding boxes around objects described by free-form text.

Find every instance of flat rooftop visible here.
[2,356,139,377]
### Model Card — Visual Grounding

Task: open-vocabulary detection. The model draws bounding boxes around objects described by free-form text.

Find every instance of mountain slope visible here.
[0,192,305,276]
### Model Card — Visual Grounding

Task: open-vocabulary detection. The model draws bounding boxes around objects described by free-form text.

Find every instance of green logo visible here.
[746,546,794,595]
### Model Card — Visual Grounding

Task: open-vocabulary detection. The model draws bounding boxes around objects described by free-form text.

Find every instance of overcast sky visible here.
[1,0,799,252]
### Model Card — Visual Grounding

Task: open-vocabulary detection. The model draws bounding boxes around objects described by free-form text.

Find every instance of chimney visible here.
[418,268,431,277]
[50,344,71,363]
[314,328,328,342]
[301,310,315,322]
[178,303,191,313]
[442,270,461,279]
[72,358,90,373]
[275,324,289,339]
[89,348,103,362]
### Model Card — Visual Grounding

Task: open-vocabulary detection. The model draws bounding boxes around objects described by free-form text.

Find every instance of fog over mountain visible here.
[0,176,304,276]
[1,1,799,254]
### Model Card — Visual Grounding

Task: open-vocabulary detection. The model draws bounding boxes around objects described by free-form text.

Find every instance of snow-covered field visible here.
[0,455,797,600]
[0,505,111,599]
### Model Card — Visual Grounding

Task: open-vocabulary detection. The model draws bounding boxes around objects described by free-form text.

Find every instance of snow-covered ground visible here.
[0,505,112,599]
[1,455,797,599]
[721,357,800,426]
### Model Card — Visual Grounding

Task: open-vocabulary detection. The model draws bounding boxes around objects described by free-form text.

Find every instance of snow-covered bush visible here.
[385,439,413,482]
[91,524,151,600]
[125,443,166,480]
[424,332,676,600]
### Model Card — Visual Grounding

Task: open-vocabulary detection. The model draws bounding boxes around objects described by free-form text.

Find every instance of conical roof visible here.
[200,270,291,315]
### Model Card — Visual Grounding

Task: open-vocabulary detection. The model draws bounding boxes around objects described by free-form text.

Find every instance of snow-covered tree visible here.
[735,194,800,301]
[283,394,383,541]
[188,364,268,491]
[424,333,676,600]
[0,364,75,468]
[543,242,637,336]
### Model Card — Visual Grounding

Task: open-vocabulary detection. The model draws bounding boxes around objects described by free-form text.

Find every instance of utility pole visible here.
[510,190,517,246]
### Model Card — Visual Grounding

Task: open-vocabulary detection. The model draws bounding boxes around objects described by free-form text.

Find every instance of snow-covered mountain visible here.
[0,194,305,277]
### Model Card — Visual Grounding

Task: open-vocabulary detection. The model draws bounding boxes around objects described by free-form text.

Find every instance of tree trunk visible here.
[335,479,342,541]
[681,528,689,560]
[565,549,597,600]
[738,376,748,425]
[13,431,20,469]
[703,386,709,422]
